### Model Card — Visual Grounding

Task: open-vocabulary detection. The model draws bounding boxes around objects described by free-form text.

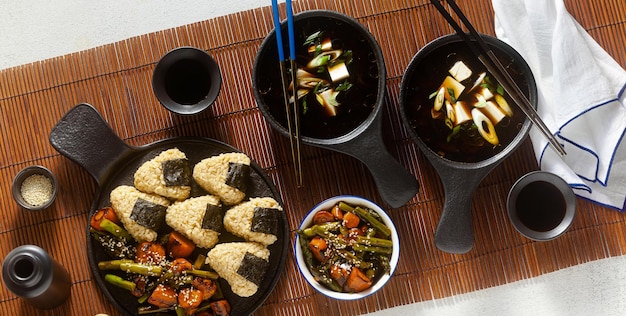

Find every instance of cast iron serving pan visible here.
[252,10,419,208]
[399,34,537,254]
[49,103,289,316]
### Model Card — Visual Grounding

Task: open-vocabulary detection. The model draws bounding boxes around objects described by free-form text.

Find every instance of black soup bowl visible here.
[253,10,418,208]
[399,34,537,253]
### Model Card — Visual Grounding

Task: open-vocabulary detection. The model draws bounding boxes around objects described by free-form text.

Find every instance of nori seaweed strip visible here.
[130,199,168,231]
[162,158,191,187]
[237,252,269,286]
[201,203,223,231]
[250,207,280,236]
[225,162,250,192]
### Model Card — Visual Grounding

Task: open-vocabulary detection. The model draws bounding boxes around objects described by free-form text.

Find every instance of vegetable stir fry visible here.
[90,207,231,316]
[297,201,393,293]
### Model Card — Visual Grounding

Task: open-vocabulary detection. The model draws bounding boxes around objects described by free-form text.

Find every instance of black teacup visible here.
[507,171,576,241]
[152,46,221,115]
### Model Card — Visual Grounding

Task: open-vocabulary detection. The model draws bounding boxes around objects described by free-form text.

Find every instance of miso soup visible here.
[403,37,530,163]
[255,15,382,139]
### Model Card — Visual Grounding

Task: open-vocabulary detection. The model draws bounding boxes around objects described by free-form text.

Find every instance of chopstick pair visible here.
[271,0,304,186]
[429,0,567,156]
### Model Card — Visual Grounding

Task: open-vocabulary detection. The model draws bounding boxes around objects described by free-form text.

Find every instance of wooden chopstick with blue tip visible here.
[271,0,304,186]
[430,0,566,156]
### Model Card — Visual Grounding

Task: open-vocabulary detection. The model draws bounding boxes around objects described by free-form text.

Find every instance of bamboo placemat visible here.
[1,0,625,315]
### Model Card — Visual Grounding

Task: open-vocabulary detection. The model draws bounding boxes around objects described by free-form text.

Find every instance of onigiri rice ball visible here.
[223,197,282,246]
[205,242,270,297]
[193,152,251,205]
[134,148,191,201]
[110,185,171,242]
[165,195,222,249]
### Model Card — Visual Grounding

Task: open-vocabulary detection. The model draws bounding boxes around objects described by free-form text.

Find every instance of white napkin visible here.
[492,0,626,210]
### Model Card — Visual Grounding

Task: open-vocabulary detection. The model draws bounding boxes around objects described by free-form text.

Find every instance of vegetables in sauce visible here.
[297,201,394,293]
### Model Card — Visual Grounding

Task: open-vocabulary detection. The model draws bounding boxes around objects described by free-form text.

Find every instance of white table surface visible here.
[2,1,626,315]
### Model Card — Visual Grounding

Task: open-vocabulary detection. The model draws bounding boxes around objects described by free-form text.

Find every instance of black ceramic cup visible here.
[152,46,222,115]
[507,171,576,241]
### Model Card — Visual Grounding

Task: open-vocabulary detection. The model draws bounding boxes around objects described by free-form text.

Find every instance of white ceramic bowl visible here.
[294,195,399,300]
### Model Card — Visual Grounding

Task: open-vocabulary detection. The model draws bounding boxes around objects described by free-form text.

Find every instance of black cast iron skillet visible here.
[399,34,537,254]
[49,103,289,316]
[252,10,419,208]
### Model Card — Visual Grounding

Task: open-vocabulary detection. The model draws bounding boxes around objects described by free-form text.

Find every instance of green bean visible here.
[353,244,393,254]
[119,262,163,276]
[298,232,316,268]
[137,306,171,314]
[356,236,393,248]
[98,259,134,270]
[353,207,391,237]
[301,222,341,238]
[338,201,355,213]
[104,274,136,292]
[100,218,133,242]
[185,269,219,280]
[193,254,206,269]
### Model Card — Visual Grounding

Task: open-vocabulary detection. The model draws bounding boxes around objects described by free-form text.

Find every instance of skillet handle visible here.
[434,167,485,254]
[331,116,419,208]
[49,103,135,186]
[354,145,419,208]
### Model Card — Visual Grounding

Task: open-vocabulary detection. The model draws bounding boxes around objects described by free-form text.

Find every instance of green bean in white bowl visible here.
[294,195,399,300]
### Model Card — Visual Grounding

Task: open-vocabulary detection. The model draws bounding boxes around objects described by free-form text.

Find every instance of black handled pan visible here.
[49,103,288,316]
[252,10,419,208]
[399,34,537,254]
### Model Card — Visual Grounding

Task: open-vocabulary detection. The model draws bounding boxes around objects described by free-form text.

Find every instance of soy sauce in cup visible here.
[152,46,222,115]
[164,58,211,105]
[507,171,576,241]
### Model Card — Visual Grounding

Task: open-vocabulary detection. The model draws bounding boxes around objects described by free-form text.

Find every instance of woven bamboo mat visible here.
[1,0,625,315]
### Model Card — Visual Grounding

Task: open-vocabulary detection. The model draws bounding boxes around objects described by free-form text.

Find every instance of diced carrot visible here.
[344,227,363,244]
[192,277,217,300]
[308,236,328,263]
[210,299,232,316]
[343,267,372,293]
[342,212,360,229]
[329,264,350,287]
[313,210,335,225]
[90,207,120,231]
[166,231,196,258]
[147,284,177,308]
[178,287,203,315]
[331,205,344,220]
[170,258,193,275]
[136,242,166,265]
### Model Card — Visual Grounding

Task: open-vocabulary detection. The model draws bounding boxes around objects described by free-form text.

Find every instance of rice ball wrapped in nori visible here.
[134,148,191,201]
[193,152,251,205]
[205,242,270,297]
[165,195,222,249]
[223,197,283,246]
[110,185,171,242]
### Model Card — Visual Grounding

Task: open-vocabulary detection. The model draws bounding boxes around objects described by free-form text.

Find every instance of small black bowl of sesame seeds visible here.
[12,165,58,211]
